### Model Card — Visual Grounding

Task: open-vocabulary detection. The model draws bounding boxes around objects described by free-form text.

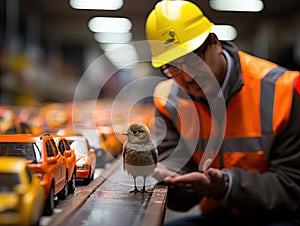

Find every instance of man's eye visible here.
[169,65,182,74]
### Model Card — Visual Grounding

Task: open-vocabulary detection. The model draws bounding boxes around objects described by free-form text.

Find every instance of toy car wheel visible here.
[68,170,76,194]
[58,176,68,200]
[83,170,91,185]
[44,184,55,216]
[91,170,95,181]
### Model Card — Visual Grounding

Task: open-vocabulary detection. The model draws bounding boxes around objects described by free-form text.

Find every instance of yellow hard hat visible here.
[146,0,214,68]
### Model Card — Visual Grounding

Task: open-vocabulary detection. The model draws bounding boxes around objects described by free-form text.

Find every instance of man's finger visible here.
[207,168,223,182]
[164,172,206,184]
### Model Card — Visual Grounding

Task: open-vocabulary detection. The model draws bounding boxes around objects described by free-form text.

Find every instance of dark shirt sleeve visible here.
[228,88,300,216]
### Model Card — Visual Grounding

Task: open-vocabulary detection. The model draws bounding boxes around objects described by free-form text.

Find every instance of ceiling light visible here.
[209,0,264,12]
[99,43,126,52]
[211,25,238,40]
[70,0,123,10]
[94,32,132,43]
[88,17,132,33]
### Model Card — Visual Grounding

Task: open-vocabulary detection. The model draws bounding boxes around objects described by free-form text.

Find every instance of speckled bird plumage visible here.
[122,123,158,193]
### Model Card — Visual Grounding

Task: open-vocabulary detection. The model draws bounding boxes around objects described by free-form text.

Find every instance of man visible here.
[145,1,300,225]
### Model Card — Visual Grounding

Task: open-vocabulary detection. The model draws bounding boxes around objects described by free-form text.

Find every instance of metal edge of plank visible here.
[140,184,168,226]
[47,158,122,226]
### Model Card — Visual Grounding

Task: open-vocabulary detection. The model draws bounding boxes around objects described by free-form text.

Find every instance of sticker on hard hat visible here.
[161,29,178,46]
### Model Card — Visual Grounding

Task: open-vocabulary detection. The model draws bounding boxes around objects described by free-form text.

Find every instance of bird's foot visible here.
[140,187,148,193]
[130,188,140,194]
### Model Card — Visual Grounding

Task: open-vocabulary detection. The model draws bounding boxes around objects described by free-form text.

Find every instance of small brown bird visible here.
[122,123,158,193]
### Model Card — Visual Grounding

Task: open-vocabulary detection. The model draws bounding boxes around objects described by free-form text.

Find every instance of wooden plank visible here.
[47,158,121,226]
[47,157,168,226]
[140,185,168,226]
[64,189,152,226]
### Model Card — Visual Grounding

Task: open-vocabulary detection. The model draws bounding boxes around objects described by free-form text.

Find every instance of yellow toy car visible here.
[0,157,45,226]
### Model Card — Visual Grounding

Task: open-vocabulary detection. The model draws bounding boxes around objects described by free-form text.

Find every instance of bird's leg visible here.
[130,176,139,193]
[140,176,148,193]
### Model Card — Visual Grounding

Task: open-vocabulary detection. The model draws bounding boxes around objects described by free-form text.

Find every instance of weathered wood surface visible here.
[48,158,168,226]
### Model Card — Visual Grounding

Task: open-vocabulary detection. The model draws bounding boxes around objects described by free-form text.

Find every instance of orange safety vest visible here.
[154,51,299,214]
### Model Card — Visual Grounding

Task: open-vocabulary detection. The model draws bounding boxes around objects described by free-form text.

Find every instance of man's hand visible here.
[164,168,229,200]
[153,163,179,180]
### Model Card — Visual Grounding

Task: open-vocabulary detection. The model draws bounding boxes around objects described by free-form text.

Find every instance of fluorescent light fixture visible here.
[209,0,264,12]
[99,43,126,52]
[88,17,132,33]
[211,25,238,41]
[70,0,123,10]
[94,32,132,43]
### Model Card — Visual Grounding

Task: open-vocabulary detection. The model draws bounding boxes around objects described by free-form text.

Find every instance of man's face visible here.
[160,34,225,99]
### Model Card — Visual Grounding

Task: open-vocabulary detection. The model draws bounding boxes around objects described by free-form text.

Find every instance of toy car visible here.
[0,133,69,215]
[53,136,77,194]
[64,136,96,185]
[97,125,123,159]
[56,127,107,168]
[0,157,45,226]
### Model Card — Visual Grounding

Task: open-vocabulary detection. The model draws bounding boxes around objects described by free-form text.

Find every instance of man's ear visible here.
[210,33,222,52]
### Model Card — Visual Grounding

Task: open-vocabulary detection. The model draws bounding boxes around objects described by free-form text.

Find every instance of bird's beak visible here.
[122,132,128,136]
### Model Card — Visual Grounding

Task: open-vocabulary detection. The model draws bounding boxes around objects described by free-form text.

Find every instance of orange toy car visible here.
[0,157,45,226]
[0,133,69,215]
[64,136,96,185]
[97,125,123,159]
[53,136,77,194]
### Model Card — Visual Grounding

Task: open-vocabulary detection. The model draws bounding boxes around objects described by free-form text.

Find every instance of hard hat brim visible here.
[150,30,211,68]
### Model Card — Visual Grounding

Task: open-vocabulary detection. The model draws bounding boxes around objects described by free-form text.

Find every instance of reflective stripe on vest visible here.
[261,66,287,134]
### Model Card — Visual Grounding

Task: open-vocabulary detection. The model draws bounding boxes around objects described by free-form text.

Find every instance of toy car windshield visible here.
[0,142,42,162]
[68,140,88,155]
[0,172,20,192]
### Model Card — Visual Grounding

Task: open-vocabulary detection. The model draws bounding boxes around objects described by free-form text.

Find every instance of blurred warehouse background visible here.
[0,0,300,105]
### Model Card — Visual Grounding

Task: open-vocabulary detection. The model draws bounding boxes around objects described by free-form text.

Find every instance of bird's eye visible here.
[132,130,139,135]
